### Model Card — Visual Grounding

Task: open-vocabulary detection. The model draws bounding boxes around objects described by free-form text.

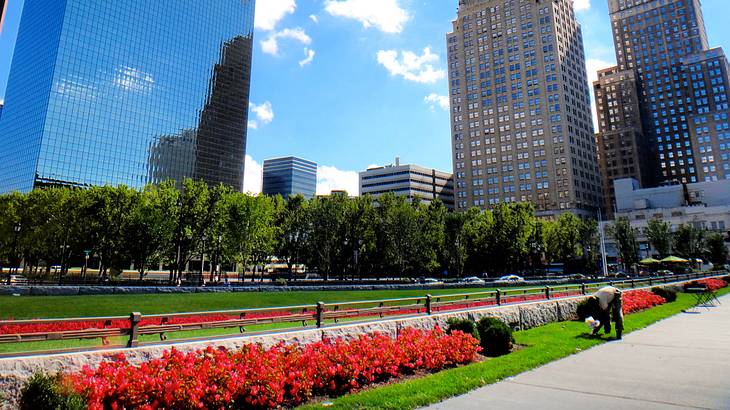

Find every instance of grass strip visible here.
[299,288,730,410]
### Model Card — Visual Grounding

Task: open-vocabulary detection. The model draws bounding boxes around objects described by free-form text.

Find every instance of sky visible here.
[1,0,729,195]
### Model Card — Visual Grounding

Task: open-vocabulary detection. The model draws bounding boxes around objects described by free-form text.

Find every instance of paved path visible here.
[427,295,730,410]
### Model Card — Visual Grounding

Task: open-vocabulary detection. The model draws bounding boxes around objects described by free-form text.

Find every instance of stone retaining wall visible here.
[0,295,584,408]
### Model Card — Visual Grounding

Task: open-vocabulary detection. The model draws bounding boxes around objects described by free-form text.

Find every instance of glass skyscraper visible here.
[262,157,318,199]
[0,0,255,193]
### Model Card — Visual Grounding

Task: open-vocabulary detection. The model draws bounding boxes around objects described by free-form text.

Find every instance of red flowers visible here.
[622,290,666,314]
[66,327,480,409]
[695,278,727,292]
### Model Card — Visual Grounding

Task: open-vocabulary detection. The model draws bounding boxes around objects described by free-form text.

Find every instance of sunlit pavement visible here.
[427,294,730,410]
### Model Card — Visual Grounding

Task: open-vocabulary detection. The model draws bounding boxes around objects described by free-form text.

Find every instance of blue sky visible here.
[1,0,729,194]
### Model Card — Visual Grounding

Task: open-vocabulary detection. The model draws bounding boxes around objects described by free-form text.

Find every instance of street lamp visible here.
[200,234,207,286]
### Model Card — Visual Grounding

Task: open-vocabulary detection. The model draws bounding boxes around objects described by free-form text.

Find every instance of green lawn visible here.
[0,288,505,320]
[298,287,730,410]
[0,287,508,355]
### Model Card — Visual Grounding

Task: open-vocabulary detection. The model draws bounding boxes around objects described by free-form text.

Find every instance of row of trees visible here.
[0,179,602,282]
[609,217,729,269]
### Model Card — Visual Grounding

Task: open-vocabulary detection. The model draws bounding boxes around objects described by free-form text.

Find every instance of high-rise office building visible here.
[359,158,455,209]
[262,157,318,199]
[593,67,656,215]
[606,0,730,185]
[0,0,255,193]
[448,0,601,217]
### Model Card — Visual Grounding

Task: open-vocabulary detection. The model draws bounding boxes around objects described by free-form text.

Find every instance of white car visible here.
[422,278,444,285]
[461,276,486,284]
[5,274,28,285]
[496,275,525,284]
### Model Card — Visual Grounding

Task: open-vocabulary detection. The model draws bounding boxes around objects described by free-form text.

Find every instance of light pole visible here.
[58,243,69,285]
[200,234,207,286]
[8,224,21,284]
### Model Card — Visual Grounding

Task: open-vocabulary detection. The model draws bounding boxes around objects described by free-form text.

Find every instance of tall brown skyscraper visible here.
[593,67,655,215]
[448,0,601,217]
[600,0,730,190]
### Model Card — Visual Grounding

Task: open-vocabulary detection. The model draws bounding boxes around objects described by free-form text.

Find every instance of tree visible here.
[169,179,210,283]
[673,224,705,260]
[415,200,446,275]
[443,211,468,278]
[376,194,420,277]
[126,181,178,280]
[644,219,672,258]
[609,217,639,271]
[545,212,583,273]
[463,208,492,275]
[487,203,533,274]
[304,193,349,280]
[581,219,601,276]
[706,233,729,266]
[275,194,310,278]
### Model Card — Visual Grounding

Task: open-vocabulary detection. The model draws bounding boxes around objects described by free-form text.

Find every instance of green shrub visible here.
[476,317,513,357]
[722,276,730,284]
[651,286,677,303]
[20,373,85,410]
[446,318,479,341]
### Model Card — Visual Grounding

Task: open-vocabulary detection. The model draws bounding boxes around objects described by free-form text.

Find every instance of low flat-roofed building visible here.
[359,158,454,209]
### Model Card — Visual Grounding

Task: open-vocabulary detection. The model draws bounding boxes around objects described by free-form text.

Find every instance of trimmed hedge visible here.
[20,373,85,410]
[651,287,677,303]
[476,317,513,357]
[446,318,480,341]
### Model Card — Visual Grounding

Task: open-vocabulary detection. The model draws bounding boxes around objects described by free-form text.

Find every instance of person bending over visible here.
[585,286,624,339]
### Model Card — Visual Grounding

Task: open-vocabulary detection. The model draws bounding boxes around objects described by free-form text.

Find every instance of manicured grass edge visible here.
[298,288,730,410]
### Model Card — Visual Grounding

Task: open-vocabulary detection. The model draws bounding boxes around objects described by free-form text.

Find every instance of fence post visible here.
[127,312,141,348]
[581,283,586,295]
[426,294,433,315]
[545,286,551,300]
[496,289,501,305]
[649,277,653,286]
[630,279,635,288]
[316,302,324,328]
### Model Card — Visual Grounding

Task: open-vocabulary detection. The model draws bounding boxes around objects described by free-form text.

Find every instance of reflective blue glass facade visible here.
[262,157,317,199]
[0,0,255,192]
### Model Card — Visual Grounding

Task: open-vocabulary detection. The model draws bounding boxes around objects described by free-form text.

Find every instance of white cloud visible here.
[573,0,591,12]
[317,165,360,196]
[586,58,614,129]
[261,28,312,55]
[249,101,274,129]
[113,66,154,93]
[309,14,319,23]
[424,93,449,111]
[324,0,409,34]
[243,155,263,194]
[299,48,316,67]
[255,0,296,31]
[376,47,446,84]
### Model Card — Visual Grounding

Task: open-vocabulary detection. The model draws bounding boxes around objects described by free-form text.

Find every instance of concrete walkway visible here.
[427,295,730,410]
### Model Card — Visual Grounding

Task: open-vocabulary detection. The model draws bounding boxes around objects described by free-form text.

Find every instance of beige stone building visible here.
[448,0,602,218]
[359,158,455,209]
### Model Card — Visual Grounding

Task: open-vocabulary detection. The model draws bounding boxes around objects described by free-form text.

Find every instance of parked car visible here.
[608,271,630,278]
[495,275,525,284]
[421,278,444,285]
[656,270,674,276]
[460,276,486,284]
[5,274,28,285]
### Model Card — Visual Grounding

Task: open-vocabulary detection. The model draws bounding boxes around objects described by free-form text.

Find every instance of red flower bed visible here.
[66,328,480,409]
[695,278,727,292]
[622,290,666,314]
